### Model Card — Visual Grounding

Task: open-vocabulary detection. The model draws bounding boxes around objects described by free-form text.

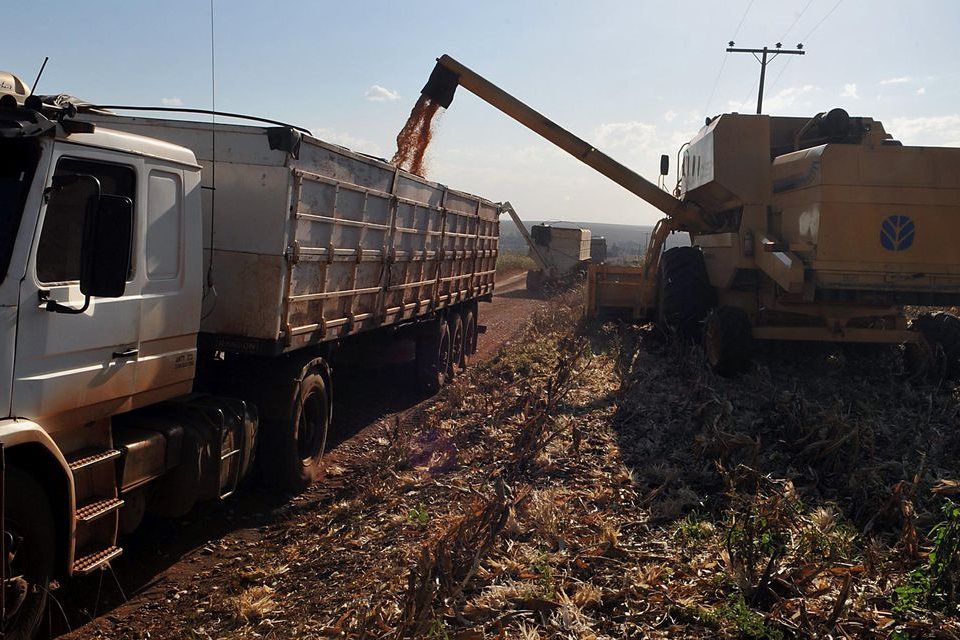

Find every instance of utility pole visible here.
[726,42,805,114]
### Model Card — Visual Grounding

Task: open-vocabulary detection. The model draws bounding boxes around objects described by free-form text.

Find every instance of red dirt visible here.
[391,95,441,177]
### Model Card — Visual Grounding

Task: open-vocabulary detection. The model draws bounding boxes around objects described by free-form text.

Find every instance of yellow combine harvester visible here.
[421,55,960,375]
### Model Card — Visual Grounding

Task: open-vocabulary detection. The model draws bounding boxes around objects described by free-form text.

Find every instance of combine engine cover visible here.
[771,141,960,304]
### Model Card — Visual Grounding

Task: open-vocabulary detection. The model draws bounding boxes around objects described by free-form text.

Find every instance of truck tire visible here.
[703,306,753,376]
[526,270,545,295]
[905,312,960,380]
[449,314,465,377]
[461,307,477,366]
[260,366,330,493]
[657,246,716,339]
[3,467,55,640]
[416,319,451,394]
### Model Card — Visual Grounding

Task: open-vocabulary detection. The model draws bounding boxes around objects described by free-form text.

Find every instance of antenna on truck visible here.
[202,0,219,319]
[29,56,49,96]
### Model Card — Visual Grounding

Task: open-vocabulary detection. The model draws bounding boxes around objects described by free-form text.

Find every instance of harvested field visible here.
[67,293,960,639]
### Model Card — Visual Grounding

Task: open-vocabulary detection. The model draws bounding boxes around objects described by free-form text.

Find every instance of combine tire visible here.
[416,318,452,393]
[260,363,330,493]
[3,468,55,640]
[905,312,960,380]
[657,246,716,339]
[703,306,753,376]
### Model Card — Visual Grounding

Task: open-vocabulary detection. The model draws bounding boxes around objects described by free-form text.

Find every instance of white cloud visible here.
[880,76,911,85]
[841,83,859,99]
[594,121,659,151]
[664,110,677,123]
[888,115,960,147]
[312,127,383,156]
[729,84,817,113]
[161,97,183,107]
[917,87,926,95]
[365,84,400,102]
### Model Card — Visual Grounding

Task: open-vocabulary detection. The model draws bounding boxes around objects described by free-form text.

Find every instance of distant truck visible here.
[0,73,498,638]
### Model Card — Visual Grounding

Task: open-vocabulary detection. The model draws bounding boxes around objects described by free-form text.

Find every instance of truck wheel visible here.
[703,306,753,376]
[3,467,54,640]
[449,314,465,377]
[461,308,477,366]
[260,367,330,493]
[657,246,716,340]
[526,270,545,295]
[905,312,960,379]
[416,319,451,393]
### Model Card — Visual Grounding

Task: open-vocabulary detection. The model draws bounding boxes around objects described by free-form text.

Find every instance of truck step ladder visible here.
[76,497,124,523]
[72,546,123,575]
[67,446,123,576]
[68,448,121,472]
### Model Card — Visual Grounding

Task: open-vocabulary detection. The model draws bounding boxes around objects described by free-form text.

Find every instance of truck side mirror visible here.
[660,154,669,176]
[80,194,133,298]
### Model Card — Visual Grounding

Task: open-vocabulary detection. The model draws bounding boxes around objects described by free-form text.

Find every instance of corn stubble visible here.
[93,296,960,639]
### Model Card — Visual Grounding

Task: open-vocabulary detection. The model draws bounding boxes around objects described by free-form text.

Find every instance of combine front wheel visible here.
[657,246,716,339]
[703,306,753,376]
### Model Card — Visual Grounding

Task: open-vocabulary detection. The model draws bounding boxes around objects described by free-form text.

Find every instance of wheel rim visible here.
[438,329,452,383]
[463,315,476,362]
[297,390,327,465]
[450,324,464,373]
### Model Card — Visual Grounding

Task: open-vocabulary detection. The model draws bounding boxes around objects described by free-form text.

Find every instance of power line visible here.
[801,0,844,42]
[731,0,756,42]
[780,0,815,41]
[767,0,844,95]
[703,0,756,116]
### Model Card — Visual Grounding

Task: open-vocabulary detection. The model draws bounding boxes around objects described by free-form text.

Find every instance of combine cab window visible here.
[36,158,135,284]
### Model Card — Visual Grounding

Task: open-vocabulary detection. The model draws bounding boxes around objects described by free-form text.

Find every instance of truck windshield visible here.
[0,139,40,286]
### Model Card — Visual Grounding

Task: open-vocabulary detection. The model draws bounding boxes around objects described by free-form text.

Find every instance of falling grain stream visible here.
[392,95,441,177]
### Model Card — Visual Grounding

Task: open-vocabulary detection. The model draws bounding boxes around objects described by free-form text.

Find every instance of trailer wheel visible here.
[905,312,960,380]
[657,246,716,339]
[703,306,753,376]
[461,307,477,366]
[261,366,330,493]
[3,467,54,640]
[416,319,452,393]
[448,314,465,376]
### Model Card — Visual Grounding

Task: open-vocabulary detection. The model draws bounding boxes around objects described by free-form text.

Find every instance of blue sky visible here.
[6,1,959,225]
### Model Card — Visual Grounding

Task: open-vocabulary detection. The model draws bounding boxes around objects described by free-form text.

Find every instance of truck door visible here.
[133,166,198,401]
[12,151,142,429]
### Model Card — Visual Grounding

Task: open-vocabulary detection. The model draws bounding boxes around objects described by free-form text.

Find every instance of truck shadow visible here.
[46,358,430,638]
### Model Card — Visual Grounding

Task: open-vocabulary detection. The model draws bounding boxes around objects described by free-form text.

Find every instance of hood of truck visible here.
[0,304,14,418]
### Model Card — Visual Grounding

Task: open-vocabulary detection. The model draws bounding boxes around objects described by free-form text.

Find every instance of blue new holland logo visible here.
[880,215,915,251]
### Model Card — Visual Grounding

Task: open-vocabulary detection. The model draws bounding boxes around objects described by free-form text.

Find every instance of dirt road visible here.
[52,272,543,639]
